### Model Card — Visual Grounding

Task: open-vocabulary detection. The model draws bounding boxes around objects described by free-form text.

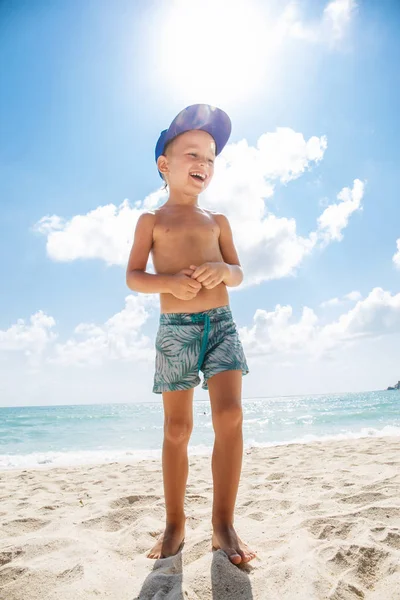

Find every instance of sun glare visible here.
[152,0,275,107]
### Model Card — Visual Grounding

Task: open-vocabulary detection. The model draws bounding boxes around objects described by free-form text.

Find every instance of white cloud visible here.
[324,0,356,41]
[282,0,356,46]
[33,189,168,267]
[0,311,57,366]
[240,287,400,359]
[320,290,361,308]
[33,200,143,266]
[345,290,362,302]
[52,295,155,366]
[320,297,341,308]
[0,295,155,369]
[240,304,320,357]
[317,178,364,243]
[324,287,400,341]
[393,239,400,269]
[142,188,168,210]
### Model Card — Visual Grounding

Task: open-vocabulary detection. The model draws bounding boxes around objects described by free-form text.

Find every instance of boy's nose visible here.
[198,160,209,172]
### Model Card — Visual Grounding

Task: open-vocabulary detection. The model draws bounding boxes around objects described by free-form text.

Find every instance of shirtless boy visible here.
[126,104,256,565]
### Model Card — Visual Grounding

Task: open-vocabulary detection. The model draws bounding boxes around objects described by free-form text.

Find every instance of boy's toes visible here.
[212,528,256,565]
[242,548,257,563]
[229,551,242,564]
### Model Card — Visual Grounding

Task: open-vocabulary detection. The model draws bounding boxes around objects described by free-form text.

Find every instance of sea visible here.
[1,391,399,470]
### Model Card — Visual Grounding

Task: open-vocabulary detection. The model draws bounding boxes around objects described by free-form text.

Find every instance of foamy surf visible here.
[1,425,399,470]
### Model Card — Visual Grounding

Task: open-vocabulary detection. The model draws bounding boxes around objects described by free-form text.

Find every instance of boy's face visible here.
[158,130,216,193]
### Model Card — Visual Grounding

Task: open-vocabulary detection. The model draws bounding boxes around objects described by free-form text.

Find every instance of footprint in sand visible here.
[350,505,400,526]
[1,517,49,535]
[338,491,388,505]
[0,548,23,567]
[0,566,28,586]
[306,517,359,540]
[81,503,164,532]
[266,472,286,481]
[329,580,365,599]
[109,495,159,509]
[319,542,390,588]
[247,512,265,522]
[370,527,400,550]
[56,563,84,582]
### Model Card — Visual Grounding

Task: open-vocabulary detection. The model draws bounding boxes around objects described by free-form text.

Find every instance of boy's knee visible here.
[212,403,243,432]
[164,418,193,444]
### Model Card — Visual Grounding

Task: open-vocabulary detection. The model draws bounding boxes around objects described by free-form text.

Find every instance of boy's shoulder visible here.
[202,207,228,218]
[135,210,157,232]
[203,208,231,226]
[137,210,156,221]
[136,207,171,227]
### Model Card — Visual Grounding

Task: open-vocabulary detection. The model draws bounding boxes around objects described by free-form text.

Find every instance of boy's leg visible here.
[208,370,256,564]
[147,388,194,559]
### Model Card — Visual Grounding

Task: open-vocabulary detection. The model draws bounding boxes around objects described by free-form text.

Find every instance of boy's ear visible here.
[157,155,169,177]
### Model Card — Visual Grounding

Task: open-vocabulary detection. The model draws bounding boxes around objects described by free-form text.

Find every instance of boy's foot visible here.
[147,522,186,559]
[212,524,257,565]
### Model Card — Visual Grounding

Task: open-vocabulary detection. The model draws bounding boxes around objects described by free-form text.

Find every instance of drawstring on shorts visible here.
[190,313,211,371]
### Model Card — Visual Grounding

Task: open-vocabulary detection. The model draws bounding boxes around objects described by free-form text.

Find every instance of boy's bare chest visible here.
[153,213,220,244]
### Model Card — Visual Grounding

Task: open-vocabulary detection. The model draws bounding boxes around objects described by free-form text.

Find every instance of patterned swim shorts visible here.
[153,305,249,394]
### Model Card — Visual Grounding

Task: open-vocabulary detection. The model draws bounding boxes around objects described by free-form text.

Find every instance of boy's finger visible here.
[205,279,218,289]
[189,264,199,277]
[200,273,215,284]
[202,276,215,287]
[196,269,213,283]
[188,279,201,289]
[192,265,208,279]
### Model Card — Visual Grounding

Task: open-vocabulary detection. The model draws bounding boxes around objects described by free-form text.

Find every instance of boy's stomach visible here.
[160,283,230,314]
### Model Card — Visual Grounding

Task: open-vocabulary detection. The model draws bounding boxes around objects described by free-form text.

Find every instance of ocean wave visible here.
[1,426,399,470]
[244,425,400,449]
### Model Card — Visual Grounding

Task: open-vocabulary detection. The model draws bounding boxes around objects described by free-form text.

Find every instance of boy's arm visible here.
[217,214,243,287]
[126,213,172,293]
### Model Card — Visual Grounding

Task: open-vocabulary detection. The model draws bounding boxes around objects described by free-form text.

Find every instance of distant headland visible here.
[387,380,400,390]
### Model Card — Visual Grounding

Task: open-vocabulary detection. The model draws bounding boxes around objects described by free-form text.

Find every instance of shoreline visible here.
[1,426,400,472]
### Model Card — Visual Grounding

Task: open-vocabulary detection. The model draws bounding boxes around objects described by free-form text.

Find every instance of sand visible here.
[1,436,400,600]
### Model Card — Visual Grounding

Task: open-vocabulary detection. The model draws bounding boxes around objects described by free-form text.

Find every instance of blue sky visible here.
[1,0,400,406]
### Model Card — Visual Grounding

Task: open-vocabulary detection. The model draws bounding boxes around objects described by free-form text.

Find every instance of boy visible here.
[126,104,256,565]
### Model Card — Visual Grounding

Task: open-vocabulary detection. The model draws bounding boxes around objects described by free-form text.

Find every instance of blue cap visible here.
[155,104,232,178]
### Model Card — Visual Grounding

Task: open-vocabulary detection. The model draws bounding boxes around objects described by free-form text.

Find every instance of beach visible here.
[1,435,400,599]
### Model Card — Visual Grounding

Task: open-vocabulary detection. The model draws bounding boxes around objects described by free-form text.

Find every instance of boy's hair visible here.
[160,138,175,190]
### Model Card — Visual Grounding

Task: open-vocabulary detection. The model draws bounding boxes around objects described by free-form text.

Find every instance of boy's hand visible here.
[169,269,202,300]
[189,263,229,289]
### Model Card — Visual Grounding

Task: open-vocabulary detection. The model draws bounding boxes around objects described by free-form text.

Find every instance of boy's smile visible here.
[189,171,207,182]
[189,170,208,187]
